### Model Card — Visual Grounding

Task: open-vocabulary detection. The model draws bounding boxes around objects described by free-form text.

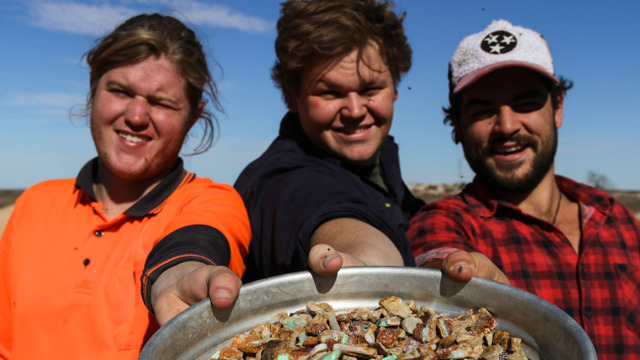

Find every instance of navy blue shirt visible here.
[235,112,424,282]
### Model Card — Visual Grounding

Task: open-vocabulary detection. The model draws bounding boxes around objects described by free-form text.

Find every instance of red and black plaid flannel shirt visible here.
[408,175,640,359]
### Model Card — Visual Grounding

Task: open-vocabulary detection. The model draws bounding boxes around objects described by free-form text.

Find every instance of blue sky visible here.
[1,0,639,190]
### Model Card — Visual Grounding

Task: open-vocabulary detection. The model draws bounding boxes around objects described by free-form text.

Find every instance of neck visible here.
[93,161,165,219]
[493,171,561,223]
[492,171,581,253]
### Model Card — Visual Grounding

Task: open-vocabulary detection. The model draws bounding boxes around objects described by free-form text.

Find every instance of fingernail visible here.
[212,289,232,301]
[322,253,337,269]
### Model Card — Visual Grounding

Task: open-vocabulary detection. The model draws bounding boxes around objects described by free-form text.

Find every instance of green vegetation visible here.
[0,190,23,208]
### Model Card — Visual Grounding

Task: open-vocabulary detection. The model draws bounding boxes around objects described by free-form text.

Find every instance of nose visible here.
[340,92,367,120]
[124,96,150,128]
[493,105,521,136]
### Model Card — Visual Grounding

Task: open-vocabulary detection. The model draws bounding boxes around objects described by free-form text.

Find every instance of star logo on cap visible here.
[481,30,517,54]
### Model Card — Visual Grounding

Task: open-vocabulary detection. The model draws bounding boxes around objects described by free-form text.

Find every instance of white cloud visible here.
[171,0,273,32]
[0,92,86,124]
[26,1,273,36]
[2,92,84,108]
[27,2,137,36]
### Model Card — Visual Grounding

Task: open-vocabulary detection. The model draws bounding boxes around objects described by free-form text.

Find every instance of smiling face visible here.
[90,55,200,183]
[456,68,564,193]
[287,43,398,166]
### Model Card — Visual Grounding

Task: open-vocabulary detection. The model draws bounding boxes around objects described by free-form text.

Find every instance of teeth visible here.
[341,127,367,135]
[497,144,524,154]
[118,131,149,143]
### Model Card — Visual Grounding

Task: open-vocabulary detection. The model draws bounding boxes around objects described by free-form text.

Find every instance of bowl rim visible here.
[140,267,597,360]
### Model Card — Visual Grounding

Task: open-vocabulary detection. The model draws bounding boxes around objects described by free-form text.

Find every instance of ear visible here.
[394,88,399,101]
[554,92,565,129]
[452,119,461,144]
[189,102,206,131]
[285,92,298,112]
[89,72,100,95]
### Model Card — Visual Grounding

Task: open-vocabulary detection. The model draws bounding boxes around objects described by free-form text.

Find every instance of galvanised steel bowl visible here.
[139,267,596,360]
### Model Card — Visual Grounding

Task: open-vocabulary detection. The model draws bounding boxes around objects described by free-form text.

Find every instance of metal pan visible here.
[139,267,596,360]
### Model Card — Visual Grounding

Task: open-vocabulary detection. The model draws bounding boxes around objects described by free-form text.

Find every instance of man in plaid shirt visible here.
[408,20,640,358]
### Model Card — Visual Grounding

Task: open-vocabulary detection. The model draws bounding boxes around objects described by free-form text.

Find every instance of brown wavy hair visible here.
[271,0,412,101]
[84,13,221,154]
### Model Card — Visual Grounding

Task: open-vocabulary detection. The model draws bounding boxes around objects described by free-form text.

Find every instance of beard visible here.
[462,126,558,194]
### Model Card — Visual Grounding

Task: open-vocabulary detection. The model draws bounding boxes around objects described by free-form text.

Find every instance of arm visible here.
[408,199,510,285]
[307,218,404,276]
[421,250,510,285]
[141,180,251,326]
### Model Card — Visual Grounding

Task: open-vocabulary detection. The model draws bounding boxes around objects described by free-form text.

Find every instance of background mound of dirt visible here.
[1,187,639,237]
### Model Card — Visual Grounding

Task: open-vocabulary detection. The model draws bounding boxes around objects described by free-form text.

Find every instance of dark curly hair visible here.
[271,0,412,101]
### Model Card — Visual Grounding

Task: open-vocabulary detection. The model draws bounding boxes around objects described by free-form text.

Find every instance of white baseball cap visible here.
[450,19,559,94]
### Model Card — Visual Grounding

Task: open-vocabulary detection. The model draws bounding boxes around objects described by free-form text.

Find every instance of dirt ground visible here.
[0,190,21,236]
[1,188,639,238]
[412,189,640,221]
[0,204,14,236]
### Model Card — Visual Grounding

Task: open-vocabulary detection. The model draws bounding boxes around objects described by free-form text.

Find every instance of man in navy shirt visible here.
[235,0,424,282]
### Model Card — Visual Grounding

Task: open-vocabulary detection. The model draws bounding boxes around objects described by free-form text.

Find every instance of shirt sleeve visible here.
[407,197,479,267]
[140,179,251,312]
[241,163,413,279]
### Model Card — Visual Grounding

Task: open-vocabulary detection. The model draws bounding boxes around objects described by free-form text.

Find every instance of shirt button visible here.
[83,258,91,266]
[616,263,627,273]
[94,230,103,237]
[585,307,593,319]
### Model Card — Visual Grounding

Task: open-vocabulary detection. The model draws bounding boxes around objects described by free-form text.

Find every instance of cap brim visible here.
[453,61,559,94]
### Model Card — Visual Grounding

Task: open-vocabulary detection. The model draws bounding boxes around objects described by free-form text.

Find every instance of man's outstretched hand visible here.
[307,244,367,276]
[427,250,511,285]
[306,218,405,276]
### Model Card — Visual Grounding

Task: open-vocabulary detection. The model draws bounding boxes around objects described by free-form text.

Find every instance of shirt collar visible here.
[279,111,340,164]
[463,175,615,218]
[74,157,190,217]
[75,158,99,201]
[461,177,504,218]
[555,174,614,217]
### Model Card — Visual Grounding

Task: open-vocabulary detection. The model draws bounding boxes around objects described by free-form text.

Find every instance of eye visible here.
[465,106,495,120]
[360,87,380,97]
[318,90,342,99]
[150,100,177,110]
[512,100,545,113]
[108,87,131,97]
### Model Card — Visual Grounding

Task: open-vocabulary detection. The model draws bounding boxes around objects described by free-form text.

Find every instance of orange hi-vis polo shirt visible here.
[0,158,251,360]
